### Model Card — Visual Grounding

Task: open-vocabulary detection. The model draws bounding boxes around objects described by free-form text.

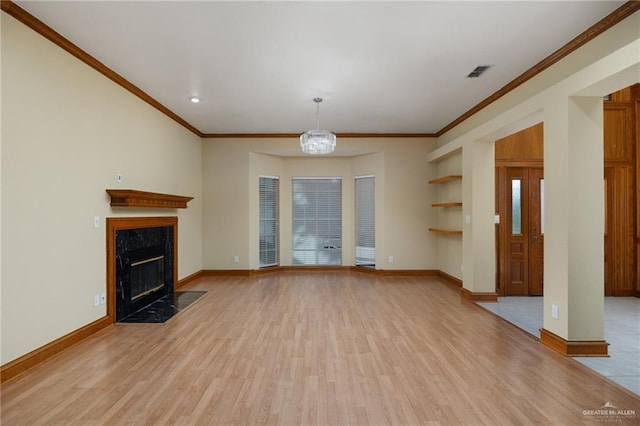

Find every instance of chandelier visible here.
[300,97,336,155]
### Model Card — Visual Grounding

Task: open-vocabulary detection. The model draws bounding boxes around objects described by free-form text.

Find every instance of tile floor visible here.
[477,297,640,396]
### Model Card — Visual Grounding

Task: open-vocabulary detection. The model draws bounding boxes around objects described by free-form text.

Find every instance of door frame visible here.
[496,161,543,296]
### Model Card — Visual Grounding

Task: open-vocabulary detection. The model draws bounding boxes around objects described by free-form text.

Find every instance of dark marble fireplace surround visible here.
[115,225,174,322]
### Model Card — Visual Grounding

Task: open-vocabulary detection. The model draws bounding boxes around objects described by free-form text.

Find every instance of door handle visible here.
[532,235,539,241]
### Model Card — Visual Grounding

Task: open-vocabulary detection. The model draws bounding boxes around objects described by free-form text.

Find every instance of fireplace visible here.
[107,217,177,322]
[130,252,164,301]
[116,242,171,321]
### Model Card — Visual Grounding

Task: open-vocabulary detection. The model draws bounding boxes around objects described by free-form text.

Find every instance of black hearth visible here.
[118,290,206,324]
[115,226,174,322]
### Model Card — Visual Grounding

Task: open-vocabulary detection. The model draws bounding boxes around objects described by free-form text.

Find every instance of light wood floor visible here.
[2,272,639,425]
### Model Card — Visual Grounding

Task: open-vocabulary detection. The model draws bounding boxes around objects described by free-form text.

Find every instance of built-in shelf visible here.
[429,175,462,236]
[432,202,463,208]
[428,228,463,235]
[106,189,193,209]
[428,175,462,184]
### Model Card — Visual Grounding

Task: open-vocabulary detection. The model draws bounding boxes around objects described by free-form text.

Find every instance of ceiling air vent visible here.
[467,65,491,78]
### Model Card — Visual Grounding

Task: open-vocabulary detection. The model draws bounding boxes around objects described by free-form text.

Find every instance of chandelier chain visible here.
[314,97,322,130]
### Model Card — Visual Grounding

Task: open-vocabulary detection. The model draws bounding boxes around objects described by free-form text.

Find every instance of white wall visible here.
[203,138,438,270]
[1,13,203,364]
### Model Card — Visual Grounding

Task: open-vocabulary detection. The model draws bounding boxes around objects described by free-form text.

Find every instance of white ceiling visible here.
[15,1,625,135]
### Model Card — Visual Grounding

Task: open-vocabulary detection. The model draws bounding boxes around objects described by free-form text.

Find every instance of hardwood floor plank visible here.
[1,272,638,425]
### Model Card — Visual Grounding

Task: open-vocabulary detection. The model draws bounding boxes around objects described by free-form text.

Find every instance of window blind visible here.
[292,178,342,265]
[259,176,279,267]
[355,176,375,266]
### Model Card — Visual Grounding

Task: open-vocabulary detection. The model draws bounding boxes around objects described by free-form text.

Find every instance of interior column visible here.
[461,140,497,301]
[542,95,608,356]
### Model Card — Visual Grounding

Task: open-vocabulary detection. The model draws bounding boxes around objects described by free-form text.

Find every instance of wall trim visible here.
[200,267,440,276]
[276,266,350,273]
[540,328,609,357]
[0,1,202,137]
[176,270,206,289]
[202,133,437,139]
[15,269,618,383]
[3,0,637,138]
[350,266,383,275]
[201,269,253,276]
[437,270,463,287]
[0,268,470,382]
[202,267,360,275]
[460,287,498,302]
[0,316,112,384]
[437,1,640,136]
[378,269,438,276]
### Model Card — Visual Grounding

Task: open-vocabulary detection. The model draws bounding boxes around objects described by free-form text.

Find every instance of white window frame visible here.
[259,175,279,268]
[292,177,342,265]
[355,175,375,267]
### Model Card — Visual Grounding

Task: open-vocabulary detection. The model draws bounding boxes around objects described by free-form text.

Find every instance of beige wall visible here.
[431,11,640,338]
[1,14,203,364]
[4,4,637,366]
[436,13,640,150]
[201,140,250,269]
[432,152,463,279]
[203,138,438,270]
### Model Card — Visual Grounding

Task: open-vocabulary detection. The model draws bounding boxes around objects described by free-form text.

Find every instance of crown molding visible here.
[0,0,203,138]
[436,0,640,137]
[201,132,437,138]
[3,0,638,139]
[202,133,299,139]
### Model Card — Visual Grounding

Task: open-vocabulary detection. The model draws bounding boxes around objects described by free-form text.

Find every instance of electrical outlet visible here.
[551,304,559,319]
[100,293,106,305]
[388,255,394,263]
[93,294,100,306]
[233,256,239,263]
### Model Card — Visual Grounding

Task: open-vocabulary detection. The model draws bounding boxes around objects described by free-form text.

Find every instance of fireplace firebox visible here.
[131,254,164,301]
[113,223,175,322]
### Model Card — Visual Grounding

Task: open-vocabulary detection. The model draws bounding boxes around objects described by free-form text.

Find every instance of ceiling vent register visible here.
[467,65,491,78]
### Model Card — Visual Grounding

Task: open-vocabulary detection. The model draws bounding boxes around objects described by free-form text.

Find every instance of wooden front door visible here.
[503,167,544,296]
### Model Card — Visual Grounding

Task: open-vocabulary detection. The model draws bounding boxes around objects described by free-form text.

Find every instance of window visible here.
[540,179,545,234]
[355,176,375,267]
[292,178,342,265]
[511,179,522,235]
[259,176,279,267]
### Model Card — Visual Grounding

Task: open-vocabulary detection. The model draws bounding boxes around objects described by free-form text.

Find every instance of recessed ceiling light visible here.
[189,96,200,103]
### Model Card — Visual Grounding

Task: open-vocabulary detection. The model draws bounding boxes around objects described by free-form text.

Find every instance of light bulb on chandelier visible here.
[300,97,336,155]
